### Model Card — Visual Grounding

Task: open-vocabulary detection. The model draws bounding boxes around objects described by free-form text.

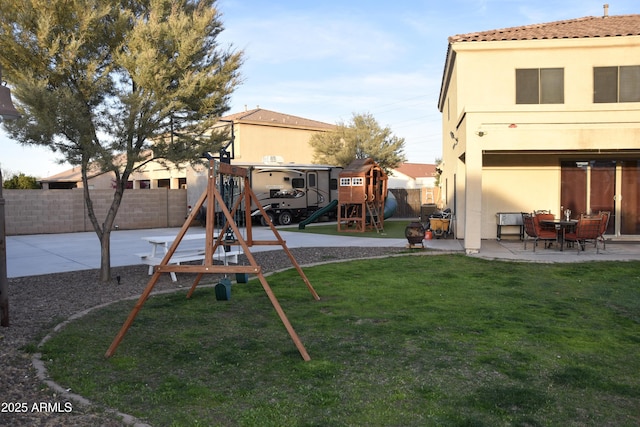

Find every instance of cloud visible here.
[222,11,404,66]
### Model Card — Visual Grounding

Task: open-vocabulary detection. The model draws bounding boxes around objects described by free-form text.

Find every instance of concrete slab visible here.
[6,225,639,278]
[6,225,446,278]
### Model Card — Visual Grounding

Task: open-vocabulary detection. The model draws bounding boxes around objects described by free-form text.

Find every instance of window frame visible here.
[516,67,564,105]
[594,65,640,103]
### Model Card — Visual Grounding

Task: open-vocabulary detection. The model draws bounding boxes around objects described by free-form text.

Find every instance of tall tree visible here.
[310,112,406,173]
[3,173,40,189]
[0,0,243,281]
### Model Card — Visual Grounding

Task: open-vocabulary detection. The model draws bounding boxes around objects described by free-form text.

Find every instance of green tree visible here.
[310,112,406,174]
[0,0,242,281]
[3,173,40,189]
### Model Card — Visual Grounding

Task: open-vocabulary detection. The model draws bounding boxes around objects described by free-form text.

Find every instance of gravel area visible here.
[1,246,407,427]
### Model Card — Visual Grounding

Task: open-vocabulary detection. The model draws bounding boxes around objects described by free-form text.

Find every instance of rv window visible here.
[330,179,338,190]
[292,178,305,188]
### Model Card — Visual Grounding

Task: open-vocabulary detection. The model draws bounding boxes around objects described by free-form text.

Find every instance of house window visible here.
[516,68,564,104]
[594,66,640,103]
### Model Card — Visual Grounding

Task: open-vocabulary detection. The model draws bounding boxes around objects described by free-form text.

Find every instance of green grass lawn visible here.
[41,255,640,426]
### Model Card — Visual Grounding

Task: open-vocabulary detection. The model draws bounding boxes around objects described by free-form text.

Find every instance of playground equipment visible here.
[337,158,388,233]
[105,158,320,361]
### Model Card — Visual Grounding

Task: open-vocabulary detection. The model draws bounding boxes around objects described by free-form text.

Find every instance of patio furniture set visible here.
[522,210,609,254]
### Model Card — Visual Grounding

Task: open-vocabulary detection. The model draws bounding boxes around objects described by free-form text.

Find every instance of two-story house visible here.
[40,108,335,190]
[438,11,640,253]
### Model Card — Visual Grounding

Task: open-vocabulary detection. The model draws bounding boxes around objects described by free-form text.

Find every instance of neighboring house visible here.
[40,108,335,194]
[388,163,439,205]
[40,166,107,190]
[438,10,640,253]
[39,151,187,190]
[215,108,335,163]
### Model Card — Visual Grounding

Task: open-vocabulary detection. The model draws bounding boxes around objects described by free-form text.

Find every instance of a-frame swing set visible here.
[105,158,320,361]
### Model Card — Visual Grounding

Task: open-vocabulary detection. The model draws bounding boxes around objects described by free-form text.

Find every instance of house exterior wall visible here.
[441,35,640,251]
[4,188,187,235]
[233,122,321,163]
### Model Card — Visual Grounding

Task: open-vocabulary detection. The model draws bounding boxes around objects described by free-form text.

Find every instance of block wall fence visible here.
[4,188,425,236]
[3,188,188,235]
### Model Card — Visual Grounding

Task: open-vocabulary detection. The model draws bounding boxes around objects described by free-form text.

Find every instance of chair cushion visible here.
[534,213,557,237]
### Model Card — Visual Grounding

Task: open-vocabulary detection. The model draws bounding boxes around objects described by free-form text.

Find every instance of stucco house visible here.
[388,162,439,204]
[438,10,640,253]
[215,107,335,163]
[40,108,335,191]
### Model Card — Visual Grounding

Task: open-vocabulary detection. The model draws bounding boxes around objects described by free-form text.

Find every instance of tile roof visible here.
[394,163,436,179]
[221,108,335,130]
[449,14,640,43]
[39,165,104,182]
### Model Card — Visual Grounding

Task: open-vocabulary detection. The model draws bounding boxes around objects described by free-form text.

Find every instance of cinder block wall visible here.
[4,189,187,235]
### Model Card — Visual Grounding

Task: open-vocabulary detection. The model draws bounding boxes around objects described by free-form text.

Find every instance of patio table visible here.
[541,219,578,251]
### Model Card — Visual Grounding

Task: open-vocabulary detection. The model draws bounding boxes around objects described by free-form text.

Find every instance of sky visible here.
[1,0,637,178]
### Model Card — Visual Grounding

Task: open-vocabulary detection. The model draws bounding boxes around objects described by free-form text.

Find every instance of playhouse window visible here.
[340,178,351,186]
[352,177,364,186]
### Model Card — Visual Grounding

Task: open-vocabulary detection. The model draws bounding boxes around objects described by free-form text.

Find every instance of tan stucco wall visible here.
[234,123,322,164]
[440,35,640,250]
[482,155,559,239]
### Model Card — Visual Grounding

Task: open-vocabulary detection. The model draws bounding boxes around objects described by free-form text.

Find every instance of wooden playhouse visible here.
[337,158,387,232]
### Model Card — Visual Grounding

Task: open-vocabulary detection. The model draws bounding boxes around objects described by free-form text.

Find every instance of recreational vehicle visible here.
[187,162,342,226]
[245,163,342,225]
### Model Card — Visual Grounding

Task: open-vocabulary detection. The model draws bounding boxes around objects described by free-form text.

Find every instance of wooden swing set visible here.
[105,159,320,361]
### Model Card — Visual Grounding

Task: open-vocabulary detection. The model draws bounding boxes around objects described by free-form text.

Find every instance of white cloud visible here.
[222,11,403,66]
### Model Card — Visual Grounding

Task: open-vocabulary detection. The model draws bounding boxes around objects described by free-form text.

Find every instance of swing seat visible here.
[215,278,232,301]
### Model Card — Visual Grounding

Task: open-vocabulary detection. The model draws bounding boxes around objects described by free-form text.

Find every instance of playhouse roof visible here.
[340,158,387,178]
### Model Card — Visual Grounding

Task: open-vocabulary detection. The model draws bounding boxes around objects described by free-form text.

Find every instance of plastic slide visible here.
[298,199,339,229]
[383,191,397,219]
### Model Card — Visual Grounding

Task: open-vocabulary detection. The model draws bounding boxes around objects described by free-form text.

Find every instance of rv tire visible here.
[278,211,293,226]
[260,212,275,227]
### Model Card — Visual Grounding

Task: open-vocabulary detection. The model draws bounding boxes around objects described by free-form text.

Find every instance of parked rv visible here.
[245,163,342,225]
[187,162,342,226]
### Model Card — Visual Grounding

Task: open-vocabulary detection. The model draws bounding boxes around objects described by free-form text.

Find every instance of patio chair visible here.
[564,217,602,254]
[534,212,557,234]
[597,211,610,250]
[523,213,556,252]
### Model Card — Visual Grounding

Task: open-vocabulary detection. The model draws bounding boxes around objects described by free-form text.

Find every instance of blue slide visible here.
[383,191,397,219]
[298,199,339,229]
